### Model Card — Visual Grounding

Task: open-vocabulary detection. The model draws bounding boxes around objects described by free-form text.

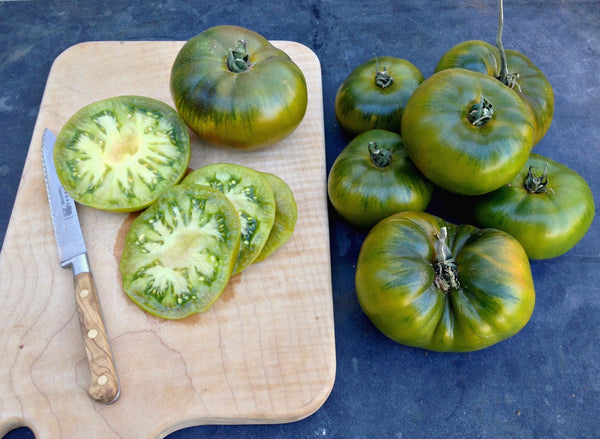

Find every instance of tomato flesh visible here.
[120,184,241,319]
[54,95,191,212]
[183,163,277,273]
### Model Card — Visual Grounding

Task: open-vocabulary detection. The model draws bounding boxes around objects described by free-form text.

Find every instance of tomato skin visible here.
[334,56,424,135]
[170,25,308,150]
[327,129,433,227]
[401,68,534,196]
[473,153,595,260]
[435,40,554,146]
[355,211,535,352]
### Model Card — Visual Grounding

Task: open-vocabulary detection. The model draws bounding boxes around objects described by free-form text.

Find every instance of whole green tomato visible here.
[473,153,595,260]
[401,68,535,196]
[356,211,535,352]
[327,129,433,227]
[170,25,308,150]
[334,56,424,135]
[435,40,554,146]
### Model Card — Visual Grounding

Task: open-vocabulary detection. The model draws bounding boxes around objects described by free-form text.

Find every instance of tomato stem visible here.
[494,0,522,92]
[227,39,251,73]
[433,227,460,294]
[468,95,494,126]
[368,141,393,168]
[524,163,550,193]
[374,57,394,89]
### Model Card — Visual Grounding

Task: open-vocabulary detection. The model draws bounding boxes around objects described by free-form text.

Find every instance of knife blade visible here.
[41,128,120,404]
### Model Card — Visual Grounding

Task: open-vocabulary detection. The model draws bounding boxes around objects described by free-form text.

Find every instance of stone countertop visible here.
[1,1,599,438]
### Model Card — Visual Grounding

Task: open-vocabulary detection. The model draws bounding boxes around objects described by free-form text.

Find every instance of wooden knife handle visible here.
[74,271,120,404]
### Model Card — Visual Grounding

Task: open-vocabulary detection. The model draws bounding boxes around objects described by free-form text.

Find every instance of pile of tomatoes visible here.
[328,2,595,352]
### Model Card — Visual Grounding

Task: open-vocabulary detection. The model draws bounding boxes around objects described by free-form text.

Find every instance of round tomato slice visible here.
[182,163,277,273]
[119,183,241,319]
[473,153,595,260]
[254,172,298,262]
[54,95,191,212]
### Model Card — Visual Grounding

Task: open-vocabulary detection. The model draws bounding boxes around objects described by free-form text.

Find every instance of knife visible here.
[41,128,120,404]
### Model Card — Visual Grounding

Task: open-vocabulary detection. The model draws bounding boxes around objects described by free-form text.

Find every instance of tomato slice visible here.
[54,95,191,212]
[182,163,277,273]
[119,183,241,319]
[254,172,298,262]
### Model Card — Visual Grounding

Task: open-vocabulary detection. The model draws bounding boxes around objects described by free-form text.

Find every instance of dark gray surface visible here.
[1,1,599,438]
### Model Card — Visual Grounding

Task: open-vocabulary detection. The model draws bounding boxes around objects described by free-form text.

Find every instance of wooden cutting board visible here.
[0,40,335,438]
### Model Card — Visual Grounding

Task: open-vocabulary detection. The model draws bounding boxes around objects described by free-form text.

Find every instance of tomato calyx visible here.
[468,95,494,126]
[368,141,393,168]
[524,163,550,194]
[374,58,394,89]
[227,39,251,73]
[432,227,460,294]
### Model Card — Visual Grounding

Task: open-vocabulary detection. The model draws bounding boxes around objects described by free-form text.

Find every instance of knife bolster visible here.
[63,253,90,275]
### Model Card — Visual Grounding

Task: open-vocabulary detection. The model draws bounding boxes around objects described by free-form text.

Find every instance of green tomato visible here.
[401,68,535,196]
[327,129,433,227]
[182,163,277,273]
[170,25,308,150]
[435,40,554,146]
[473,153,595,260]
[54,95,191,212]
[356,211,535,352]
[334,56,424,135]
[120,183,241,319]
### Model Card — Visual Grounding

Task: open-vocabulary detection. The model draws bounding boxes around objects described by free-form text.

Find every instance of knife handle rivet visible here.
[88,329,98,339]
[97,375,108,386]
[79,288,90,298]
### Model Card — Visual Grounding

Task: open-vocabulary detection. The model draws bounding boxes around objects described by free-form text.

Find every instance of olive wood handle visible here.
[73,271,120,404]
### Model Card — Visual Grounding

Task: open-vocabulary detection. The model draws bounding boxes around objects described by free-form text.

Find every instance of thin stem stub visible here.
[524,163,550,193]
[227,39,251,73]
[468,95,494,126]
[368,141,393,168]
[433,227,460,294]
[374,66,394,89]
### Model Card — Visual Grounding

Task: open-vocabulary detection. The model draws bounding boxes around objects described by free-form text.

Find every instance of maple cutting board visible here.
[0,40,335,438]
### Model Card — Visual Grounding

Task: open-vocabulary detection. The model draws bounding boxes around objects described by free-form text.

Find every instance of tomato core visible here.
[109,133,140,163]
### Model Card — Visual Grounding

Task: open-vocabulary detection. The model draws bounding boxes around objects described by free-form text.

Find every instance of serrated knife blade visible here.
[42,128,120,404]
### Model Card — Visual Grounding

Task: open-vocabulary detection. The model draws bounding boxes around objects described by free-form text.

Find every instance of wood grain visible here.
[0,41,335,438]
[74,271,120,404]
